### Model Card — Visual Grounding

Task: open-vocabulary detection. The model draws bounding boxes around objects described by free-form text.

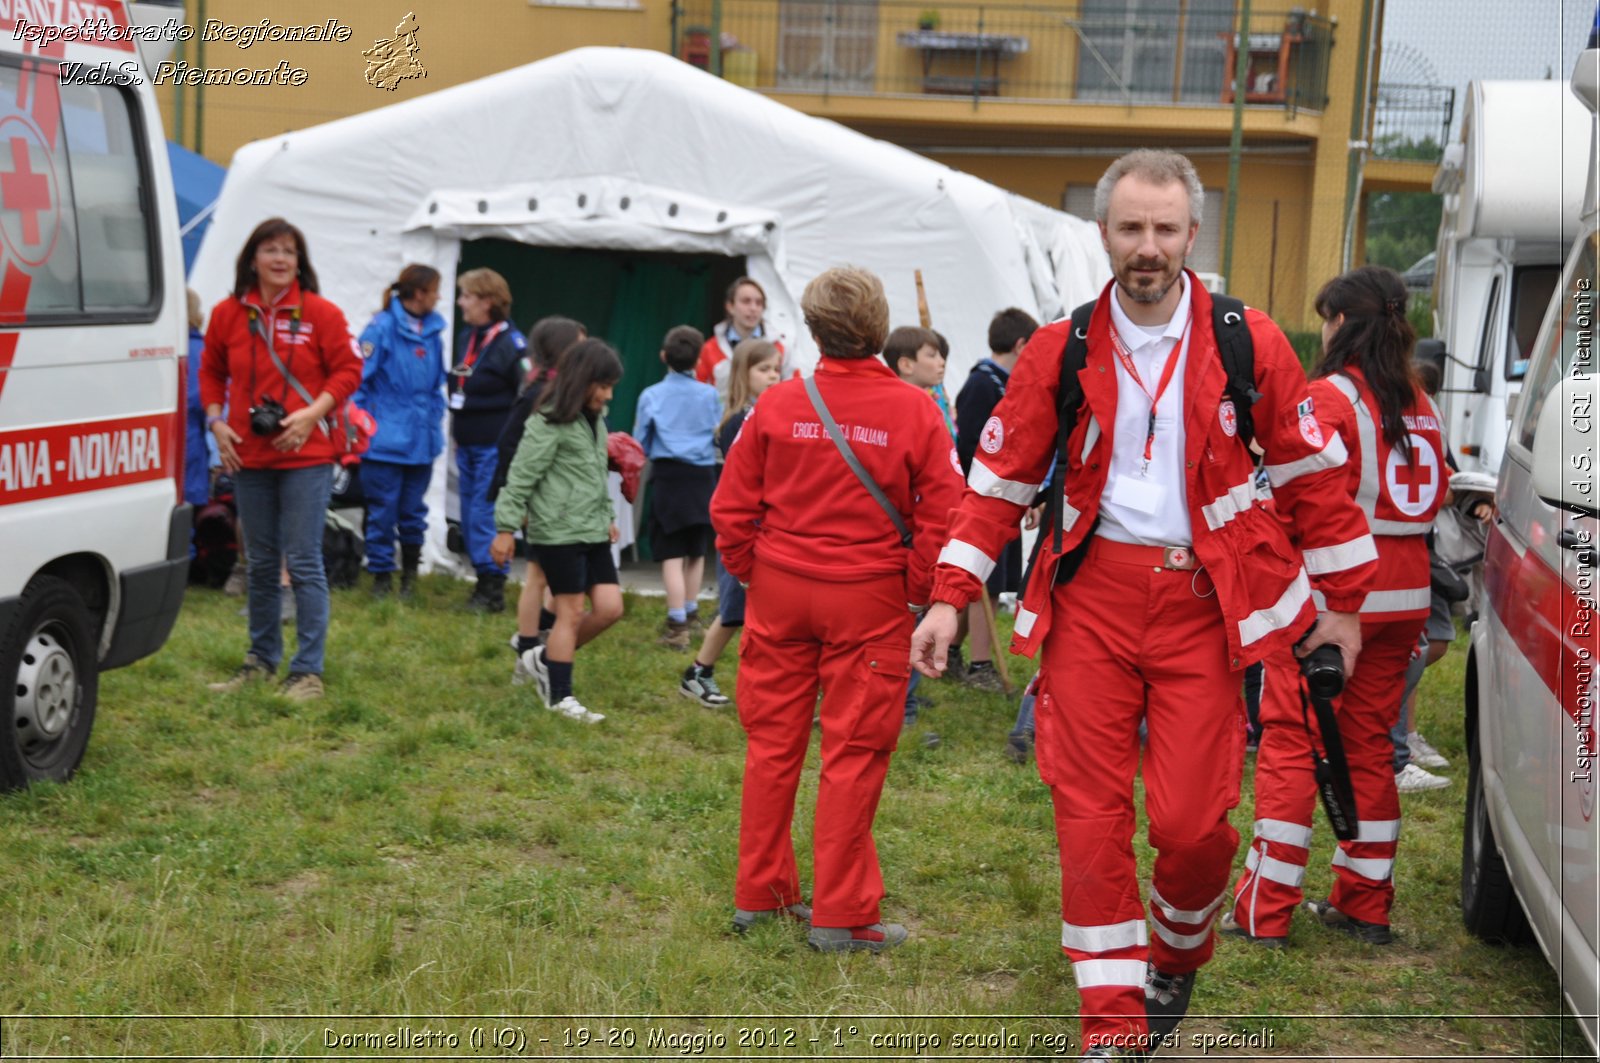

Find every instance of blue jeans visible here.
[362,459,432,572]
[456,444,506,576]
[1010,673,1037,739]
[234,463,334,676]
[903,670,922,725]
[1392,632,1429,772]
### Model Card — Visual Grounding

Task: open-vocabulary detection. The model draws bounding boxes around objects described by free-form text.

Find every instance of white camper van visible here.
[1461,26,1599,1053]
[1425,79,1590,476]
[0,1,189,789]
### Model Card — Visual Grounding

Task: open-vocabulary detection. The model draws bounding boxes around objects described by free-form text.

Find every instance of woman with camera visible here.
[201,217,363,701]
[1225,266,1448,947]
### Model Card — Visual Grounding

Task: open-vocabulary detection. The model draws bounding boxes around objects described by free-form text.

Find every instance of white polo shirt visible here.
[1096,277,1194,547]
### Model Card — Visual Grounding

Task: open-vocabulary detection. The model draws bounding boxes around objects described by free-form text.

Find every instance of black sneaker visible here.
[1143,965,1195,1041]
[964,660,1005,692]
[1218,909,1287,949]
[1004,731,1033,764]
[1302,898,1393,944]
[680,666,731,708]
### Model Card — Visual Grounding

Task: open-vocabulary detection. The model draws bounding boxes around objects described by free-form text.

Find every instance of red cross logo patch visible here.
[1219,400,1237,438]
[0,117,61,269]
[980,415,1004,454]
[1385,433,1440,517]
[1298,413,1324,449]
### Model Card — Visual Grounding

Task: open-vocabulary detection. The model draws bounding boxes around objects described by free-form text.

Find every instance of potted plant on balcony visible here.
[917,10,941,31]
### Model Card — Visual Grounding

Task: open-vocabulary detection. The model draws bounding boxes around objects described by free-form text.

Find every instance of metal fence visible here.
[1371,82,1456,161]
[671,1,1334,112]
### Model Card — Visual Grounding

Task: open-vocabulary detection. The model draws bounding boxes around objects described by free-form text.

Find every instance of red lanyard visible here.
[1108,315,1190,468]
[460,321,507,374]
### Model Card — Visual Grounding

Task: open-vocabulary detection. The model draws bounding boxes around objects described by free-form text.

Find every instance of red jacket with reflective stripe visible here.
[1307,368,1447,622]
[711,356,966,604]
[931,275,1376,669]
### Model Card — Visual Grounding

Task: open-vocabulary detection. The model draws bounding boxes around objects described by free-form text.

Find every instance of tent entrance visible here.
[457,239,747,434]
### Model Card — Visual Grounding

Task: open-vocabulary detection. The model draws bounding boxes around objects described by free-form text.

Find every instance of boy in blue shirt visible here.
[634,325,722,650]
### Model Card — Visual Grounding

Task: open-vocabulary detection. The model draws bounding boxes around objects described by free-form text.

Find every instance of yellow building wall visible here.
[158,1,674,164]
[155,0,1376,330]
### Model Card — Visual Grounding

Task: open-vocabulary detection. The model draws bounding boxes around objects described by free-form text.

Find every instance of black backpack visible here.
[1033,294,1260,581]
[322,510,365,590]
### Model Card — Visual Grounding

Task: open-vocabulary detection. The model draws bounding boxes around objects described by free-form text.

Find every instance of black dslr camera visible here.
[1299,642,1345,700]
[248,396,287,436]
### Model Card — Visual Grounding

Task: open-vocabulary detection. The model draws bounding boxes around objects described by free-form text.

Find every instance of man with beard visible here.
[911,150,1375,1059]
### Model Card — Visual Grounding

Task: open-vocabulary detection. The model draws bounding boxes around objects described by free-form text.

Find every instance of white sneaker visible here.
[1395,762,1450,792]
[552,695,603,724]
[510,634,533,686]
[1406,731,1449,769]
[520,645,552,707]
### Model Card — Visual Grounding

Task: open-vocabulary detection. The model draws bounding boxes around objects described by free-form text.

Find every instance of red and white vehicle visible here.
[1462,22,1599,1052]
[0,1,188,789]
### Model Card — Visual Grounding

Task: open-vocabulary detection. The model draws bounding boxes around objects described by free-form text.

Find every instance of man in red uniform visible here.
[910,150,1376,1058]
[713,266,965,952]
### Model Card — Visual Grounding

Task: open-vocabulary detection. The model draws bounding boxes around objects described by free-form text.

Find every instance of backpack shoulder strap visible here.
[1210,294,1260,447]
[1050,300,1097,551]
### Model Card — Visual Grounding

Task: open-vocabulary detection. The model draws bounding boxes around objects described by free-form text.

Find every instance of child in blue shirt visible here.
[634,325,721,650]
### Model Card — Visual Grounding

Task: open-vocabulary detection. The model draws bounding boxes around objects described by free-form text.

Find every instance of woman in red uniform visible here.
[712,266,965,951]
[1226,265,1448,946]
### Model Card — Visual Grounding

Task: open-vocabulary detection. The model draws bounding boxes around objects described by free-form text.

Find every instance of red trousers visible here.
[1035,541,1246,1048]
[733,560,913,927]
[1230,617,1421,935]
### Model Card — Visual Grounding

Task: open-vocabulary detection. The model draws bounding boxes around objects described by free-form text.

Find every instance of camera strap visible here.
[249,310,323,429]
[1298,678,1360,841]
[803,374,913,549]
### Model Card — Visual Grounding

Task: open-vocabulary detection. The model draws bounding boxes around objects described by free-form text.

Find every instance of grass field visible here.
[0,576,1590,1060]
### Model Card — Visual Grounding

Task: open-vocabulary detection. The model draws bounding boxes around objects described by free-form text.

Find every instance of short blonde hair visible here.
[186,288,203,330]
[801,266,889,360]
[457,267,512,322]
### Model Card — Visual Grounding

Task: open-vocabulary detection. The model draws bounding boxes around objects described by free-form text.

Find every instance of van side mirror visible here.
[1531,374,1599,518]
[1472,367,1492,394]
[1415,339,1446,377]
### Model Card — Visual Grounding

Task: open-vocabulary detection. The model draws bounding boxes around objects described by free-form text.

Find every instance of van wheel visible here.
[1461,743,1532,944]
[0,576,98,790]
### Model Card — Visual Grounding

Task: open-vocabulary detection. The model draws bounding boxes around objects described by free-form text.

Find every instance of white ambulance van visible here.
[1461,21,1599,1052]
[1422,79,1588,477]
[0,0,189,789]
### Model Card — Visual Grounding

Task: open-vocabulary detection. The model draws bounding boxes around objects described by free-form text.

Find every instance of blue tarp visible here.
[165,140,224,277]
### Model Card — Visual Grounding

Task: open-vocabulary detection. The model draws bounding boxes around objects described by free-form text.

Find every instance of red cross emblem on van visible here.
[0,117,60,269]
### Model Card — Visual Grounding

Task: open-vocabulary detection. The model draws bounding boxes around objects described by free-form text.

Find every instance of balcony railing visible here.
[1371,83,1456,162]
[671,1,1334,113]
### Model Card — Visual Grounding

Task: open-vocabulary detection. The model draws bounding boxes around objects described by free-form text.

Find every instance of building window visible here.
[777,0,878,93]
[1074,0,1236,104]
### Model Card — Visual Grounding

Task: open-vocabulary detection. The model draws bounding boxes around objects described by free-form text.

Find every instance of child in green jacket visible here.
[492,340,625,723]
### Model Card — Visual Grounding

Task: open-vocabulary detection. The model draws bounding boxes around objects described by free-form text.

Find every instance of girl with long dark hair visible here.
[491,339,625,723]
[1226,265,1448,947]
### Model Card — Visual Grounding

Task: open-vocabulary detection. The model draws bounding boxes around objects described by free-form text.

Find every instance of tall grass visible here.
[0,580,1587,1059]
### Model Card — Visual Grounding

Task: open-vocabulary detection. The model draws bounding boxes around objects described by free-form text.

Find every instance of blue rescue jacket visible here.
[355,297,448,464]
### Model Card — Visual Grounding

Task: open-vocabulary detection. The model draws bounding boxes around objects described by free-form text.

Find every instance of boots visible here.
[467,571,506,613]
[399,543,421,600]
[370,570,393,598]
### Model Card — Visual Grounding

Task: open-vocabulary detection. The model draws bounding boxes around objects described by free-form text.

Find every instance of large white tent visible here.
[192,46,1110,568]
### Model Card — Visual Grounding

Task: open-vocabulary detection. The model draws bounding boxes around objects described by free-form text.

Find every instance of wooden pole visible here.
[913,270,1014,696]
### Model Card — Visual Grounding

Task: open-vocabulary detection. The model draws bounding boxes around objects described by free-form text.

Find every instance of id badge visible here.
[449,391,466,411]
[1109,474,1166,515]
